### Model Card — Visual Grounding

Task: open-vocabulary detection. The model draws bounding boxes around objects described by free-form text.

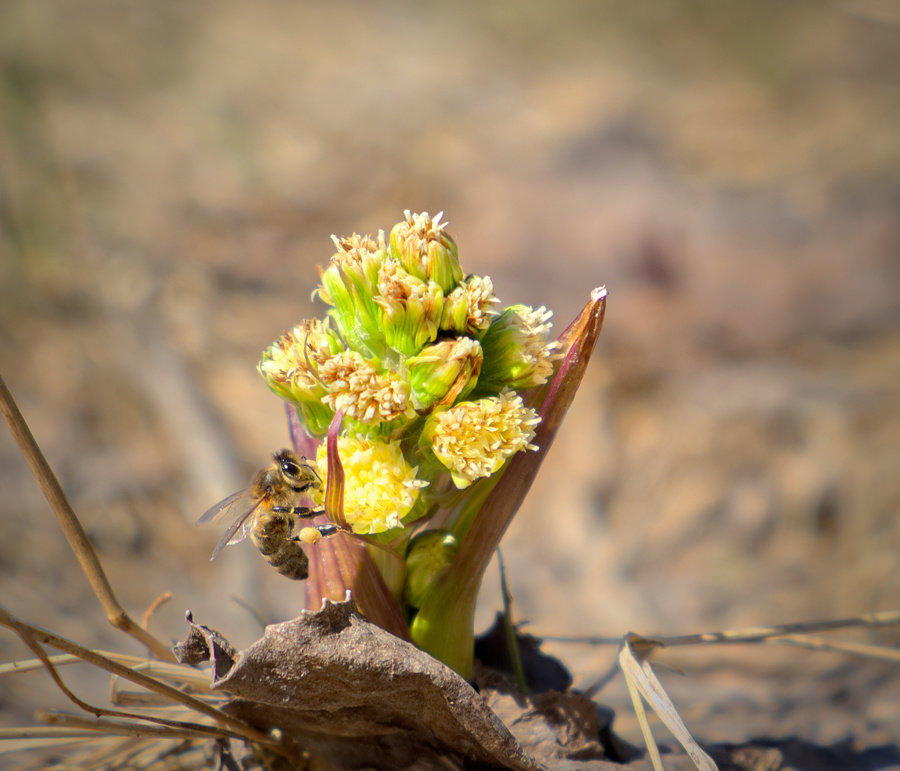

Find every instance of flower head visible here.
[476,304,561,394]
[258,319,341,436]
[315,232,388,353]
[389,210,463,294]
[317,350,412,426]
[315,435,428,534]
[407,336,483,411]
[318,232,387,302]
[440,275,500,337]
[422,389,540,489]
[373,258,444,356]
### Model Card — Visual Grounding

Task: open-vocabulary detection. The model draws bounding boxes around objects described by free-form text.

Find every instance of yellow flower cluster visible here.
[425,389,540,489]
[315,436,427,535]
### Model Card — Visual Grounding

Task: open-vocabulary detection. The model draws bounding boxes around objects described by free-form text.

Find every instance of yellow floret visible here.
[316,436,428,535]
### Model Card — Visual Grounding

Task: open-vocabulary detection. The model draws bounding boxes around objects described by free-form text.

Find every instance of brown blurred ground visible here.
[1,0,899,758]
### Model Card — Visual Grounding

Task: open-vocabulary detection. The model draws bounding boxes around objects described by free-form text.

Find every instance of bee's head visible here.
[273,449,322,491]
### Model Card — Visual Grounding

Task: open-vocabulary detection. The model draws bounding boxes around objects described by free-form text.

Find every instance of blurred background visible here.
[1,0,898,754]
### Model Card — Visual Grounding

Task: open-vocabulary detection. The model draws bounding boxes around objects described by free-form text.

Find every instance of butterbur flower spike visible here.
[256,210,606,678]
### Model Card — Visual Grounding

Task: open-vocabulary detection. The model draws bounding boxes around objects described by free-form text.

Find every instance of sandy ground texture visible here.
[1,1,899,767]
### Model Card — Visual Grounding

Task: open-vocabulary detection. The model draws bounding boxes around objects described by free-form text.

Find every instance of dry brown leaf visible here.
[175,597,543,770]
[484,689,622,769]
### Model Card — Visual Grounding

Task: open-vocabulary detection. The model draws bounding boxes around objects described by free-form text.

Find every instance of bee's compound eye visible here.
[281,459,301,477]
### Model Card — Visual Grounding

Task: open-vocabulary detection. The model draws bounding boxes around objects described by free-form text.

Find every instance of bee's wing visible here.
[198,488,248,524]
[198,488,262,562]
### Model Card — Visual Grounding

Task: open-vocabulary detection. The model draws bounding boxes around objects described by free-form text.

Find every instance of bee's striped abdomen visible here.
[250,510,309,580]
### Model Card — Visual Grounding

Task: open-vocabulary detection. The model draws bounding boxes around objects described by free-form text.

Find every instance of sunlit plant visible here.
[258,210,607,678]
[4,214,897,771]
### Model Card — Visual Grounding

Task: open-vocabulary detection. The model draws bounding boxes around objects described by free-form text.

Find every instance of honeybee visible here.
[198,449,338,580]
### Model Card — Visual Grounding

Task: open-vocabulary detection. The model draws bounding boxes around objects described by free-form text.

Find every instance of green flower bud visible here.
[474,304,561,395]
[407,337,483,412]
[389,210,463,294]
[258,319,341,436]
[404,529,459,609]
[440,274,500,337]
[315,232,388,354]
[373,258,444,356]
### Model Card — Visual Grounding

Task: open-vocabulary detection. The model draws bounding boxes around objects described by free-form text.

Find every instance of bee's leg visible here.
[271,505,325,519]
[294,523,341,545]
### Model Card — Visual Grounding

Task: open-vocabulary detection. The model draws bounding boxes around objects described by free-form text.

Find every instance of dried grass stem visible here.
[0,374,175,662]
[0,606,272,745]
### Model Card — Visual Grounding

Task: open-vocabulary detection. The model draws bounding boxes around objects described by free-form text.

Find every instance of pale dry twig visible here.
[0,374,174,662]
